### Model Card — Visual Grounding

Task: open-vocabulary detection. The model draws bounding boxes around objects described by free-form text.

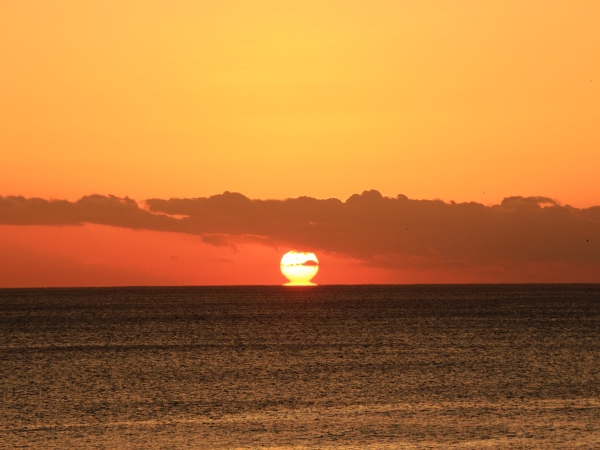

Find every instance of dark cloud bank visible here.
[1,191,599,275]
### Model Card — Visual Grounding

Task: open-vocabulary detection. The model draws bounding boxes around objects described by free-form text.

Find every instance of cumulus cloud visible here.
[0,195,172,229]
[1,191,598,273]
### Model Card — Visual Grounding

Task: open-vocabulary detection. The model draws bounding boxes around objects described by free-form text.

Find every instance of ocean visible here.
[1,285,599,449]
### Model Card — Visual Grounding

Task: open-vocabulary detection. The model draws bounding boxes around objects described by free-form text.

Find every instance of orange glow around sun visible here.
[280,251,319,286]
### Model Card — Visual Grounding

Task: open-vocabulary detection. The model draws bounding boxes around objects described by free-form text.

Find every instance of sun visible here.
[280,251,319,286]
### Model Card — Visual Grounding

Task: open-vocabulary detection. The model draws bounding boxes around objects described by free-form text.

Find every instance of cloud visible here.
[0,195,173,229]
[302,260,319,267]
[1,191,599,275]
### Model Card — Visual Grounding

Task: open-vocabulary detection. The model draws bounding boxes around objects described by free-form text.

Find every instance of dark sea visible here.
[1,285,599,449]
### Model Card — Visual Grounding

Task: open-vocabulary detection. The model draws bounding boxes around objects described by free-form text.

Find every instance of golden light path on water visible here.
[280,251,319,286]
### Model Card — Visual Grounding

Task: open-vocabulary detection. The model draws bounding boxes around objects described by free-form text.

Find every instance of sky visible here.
[1,1,599,286]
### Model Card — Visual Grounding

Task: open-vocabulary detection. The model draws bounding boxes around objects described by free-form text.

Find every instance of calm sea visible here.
[1,285,599,449]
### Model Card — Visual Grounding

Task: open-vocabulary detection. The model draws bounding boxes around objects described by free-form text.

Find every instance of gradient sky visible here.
[1,1,599,286]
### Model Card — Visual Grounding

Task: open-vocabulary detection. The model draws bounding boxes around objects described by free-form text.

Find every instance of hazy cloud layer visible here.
[2,191,599,271]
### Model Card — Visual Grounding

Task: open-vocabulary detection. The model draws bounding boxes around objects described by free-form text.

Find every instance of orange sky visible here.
[1,1,599,286]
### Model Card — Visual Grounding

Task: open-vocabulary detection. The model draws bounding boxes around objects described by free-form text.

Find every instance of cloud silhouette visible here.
[0,195,172,229]
[1,191,598,274]
[302,260,319,267]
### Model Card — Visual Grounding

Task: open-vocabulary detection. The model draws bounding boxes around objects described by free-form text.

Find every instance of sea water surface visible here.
[1,285,599,449]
